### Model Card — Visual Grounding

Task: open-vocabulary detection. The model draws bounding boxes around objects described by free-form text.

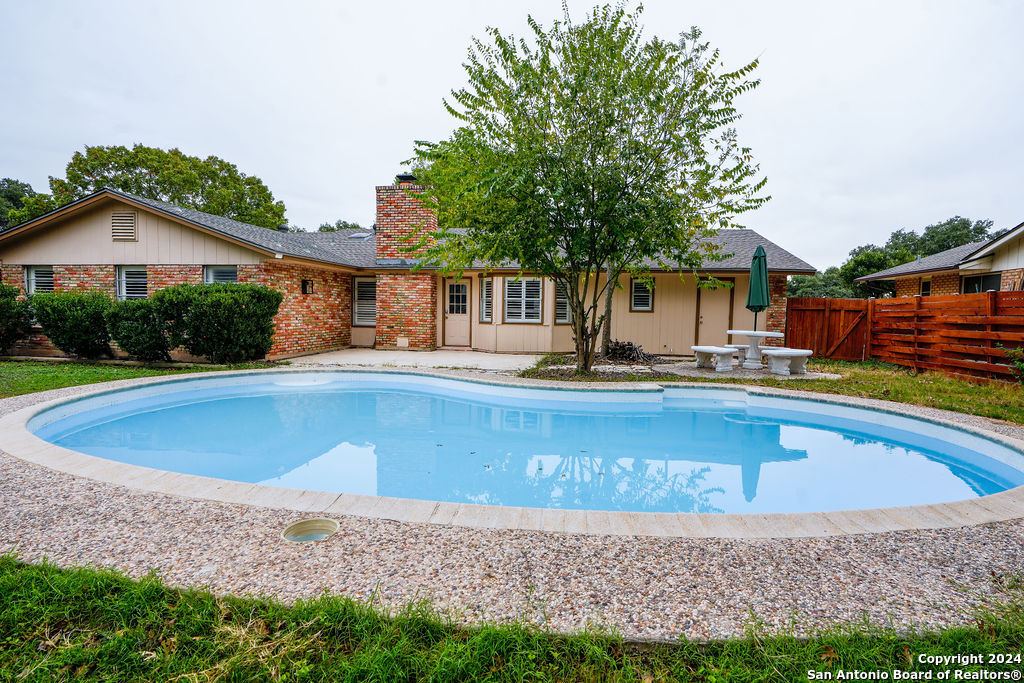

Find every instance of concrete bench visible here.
[760,348,813,376]
[691,346,737,372]
[723,344,750,365]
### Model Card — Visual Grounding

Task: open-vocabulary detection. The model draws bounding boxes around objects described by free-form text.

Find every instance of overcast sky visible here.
[2,0,1021,270]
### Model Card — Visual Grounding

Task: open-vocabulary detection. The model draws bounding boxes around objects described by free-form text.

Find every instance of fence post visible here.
[866,297,875,361]
[913,295,921,372]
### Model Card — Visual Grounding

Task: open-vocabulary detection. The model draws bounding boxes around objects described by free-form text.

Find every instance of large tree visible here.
[0,178,37,229]
[8,145,286,229]
[411,4,767,371]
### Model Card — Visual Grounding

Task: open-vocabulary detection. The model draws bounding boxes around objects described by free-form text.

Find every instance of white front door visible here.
[443,278,471,346]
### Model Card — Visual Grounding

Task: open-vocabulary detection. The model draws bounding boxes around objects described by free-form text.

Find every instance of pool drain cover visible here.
[281,518,340,543]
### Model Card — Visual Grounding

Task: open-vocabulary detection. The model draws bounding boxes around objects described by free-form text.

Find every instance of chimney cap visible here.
[395,173,417,184]
[276,223,290,233]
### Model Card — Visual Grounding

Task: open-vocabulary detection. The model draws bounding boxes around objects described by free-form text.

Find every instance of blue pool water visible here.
[29,372,1024,514]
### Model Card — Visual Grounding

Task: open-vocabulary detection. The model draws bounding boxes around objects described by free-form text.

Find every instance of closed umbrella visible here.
[746,245,769,331]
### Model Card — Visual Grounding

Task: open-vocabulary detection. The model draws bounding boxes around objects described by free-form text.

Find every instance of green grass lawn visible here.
[522,356,1024,425]
[0,557,1021,682]
[0,360,278,400]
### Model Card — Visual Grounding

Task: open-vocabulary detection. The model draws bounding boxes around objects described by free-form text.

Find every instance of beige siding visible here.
[449,270,758,355]
[991,234,1024,271]
[0,199,265,265]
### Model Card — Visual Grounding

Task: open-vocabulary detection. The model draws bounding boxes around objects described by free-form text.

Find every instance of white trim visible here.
[116,265,148,300]
[961,220,1024,262]
[353,276,376,327]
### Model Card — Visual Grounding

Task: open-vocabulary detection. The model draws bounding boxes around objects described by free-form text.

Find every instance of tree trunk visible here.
[600,262,615,357]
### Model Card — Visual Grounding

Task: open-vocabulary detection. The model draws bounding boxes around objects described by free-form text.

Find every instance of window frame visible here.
[479,276,493,323]
[503,277,543,324]
[630,278,654,312]
[554,280,572,324]
[961,272,1002,294]
[25,266,55,295]
[204,265,238,284]
[116,265,148,301]
[352,276,377,327]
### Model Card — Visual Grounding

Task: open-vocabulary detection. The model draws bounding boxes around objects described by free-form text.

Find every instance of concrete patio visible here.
[289,348,541,371]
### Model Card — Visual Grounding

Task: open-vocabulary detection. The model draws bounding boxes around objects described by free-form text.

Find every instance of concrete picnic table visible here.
[727,329,785,369]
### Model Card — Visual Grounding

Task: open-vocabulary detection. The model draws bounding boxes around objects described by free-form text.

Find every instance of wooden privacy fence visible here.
[784,297,870,361]
[787,292,1024,380]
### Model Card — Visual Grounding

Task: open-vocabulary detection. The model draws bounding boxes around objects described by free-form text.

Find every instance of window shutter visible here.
[118,267,148,300]
[555,282,571,323]
[631,280,652,311]
[27,267,55,294]
[524,279,542,321]
[353,278,376,325]
[480,279,492,322]
[504,279,523,321]
[111,212,137,241]
[205,266,238,284]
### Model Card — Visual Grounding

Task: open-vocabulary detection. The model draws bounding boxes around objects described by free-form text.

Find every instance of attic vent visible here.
[111,212,137,241]
[348,232,372,240]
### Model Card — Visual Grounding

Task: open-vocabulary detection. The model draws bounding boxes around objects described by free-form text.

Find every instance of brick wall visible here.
[239,262,351,357]
[1,262,353,360]
[148,265,203,293]
[930,272,960,295]
[374,273,436,349]
[894,278,919,297]
[1001,268,1024,291]
[375,181,436,261]
[764,273,788,346]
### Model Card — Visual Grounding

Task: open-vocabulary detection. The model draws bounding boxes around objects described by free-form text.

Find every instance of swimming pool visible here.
[25,371,1024,515]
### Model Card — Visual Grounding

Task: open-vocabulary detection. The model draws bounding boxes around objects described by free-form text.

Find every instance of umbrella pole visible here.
[753,311,758,332]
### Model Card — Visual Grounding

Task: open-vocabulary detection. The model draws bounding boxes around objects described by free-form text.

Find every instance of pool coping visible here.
[2,366,1023,539]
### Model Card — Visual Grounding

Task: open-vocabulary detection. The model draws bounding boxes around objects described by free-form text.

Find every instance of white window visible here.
[111,211,137,241]
[353,277,376,326]
[630,278,653,311]
[555,281,572,324]
[479,278,492,322]
[204,266,238,284]
[504,277,542,323]
[25,266,54,294]
[117,266,148,300]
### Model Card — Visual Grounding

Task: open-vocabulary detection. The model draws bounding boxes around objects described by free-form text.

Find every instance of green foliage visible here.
[0,283,31,352]
[998,344,1024,384]
[0,556,1022,681]
[28,291,112,359]
[833,216,1002,298]
[318,219,365,232]
[105,299,172,362]
[7,144,287,228]
[412,4,767,371]
[151,283,283,364]
[787,267,856,298]
[0,178,37,229]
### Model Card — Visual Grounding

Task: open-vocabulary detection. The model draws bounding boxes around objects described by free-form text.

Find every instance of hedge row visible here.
[0,283,283,364]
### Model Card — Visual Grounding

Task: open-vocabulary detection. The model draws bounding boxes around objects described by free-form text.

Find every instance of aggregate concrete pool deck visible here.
[1,368,1023,641]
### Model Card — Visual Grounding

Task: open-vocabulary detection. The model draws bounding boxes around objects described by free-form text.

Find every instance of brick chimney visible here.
[375,174,437,263]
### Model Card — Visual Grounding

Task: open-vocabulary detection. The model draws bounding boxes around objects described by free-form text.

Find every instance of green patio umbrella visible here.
[746,245,770,331]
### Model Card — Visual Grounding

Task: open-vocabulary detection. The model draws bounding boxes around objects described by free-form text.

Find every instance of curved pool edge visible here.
[2,366,1024,539]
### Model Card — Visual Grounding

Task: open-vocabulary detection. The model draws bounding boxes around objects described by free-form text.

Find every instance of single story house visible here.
[0,176,815,359]
[856,220,1024,296]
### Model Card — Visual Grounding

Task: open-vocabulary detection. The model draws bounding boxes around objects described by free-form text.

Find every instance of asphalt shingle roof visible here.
[3,188,816,274]
[855,241,989,281]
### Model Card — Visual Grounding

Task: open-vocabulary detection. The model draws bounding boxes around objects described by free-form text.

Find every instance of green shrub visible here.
[0,283,31,353]
[29,291,112,359]
[105,299,172,362]
[999,344,1024,384]
[152,283,283,363]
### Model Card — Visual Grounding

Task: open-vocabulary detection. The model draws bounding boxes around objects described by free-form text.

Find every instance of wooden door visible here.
[443,278,471,346]
[696,280,734,346]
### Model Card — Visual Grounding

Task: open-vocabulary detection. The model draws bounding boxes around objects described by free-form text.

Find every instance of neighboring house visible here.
[856,221,1024,297]
[0,176,815,359]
